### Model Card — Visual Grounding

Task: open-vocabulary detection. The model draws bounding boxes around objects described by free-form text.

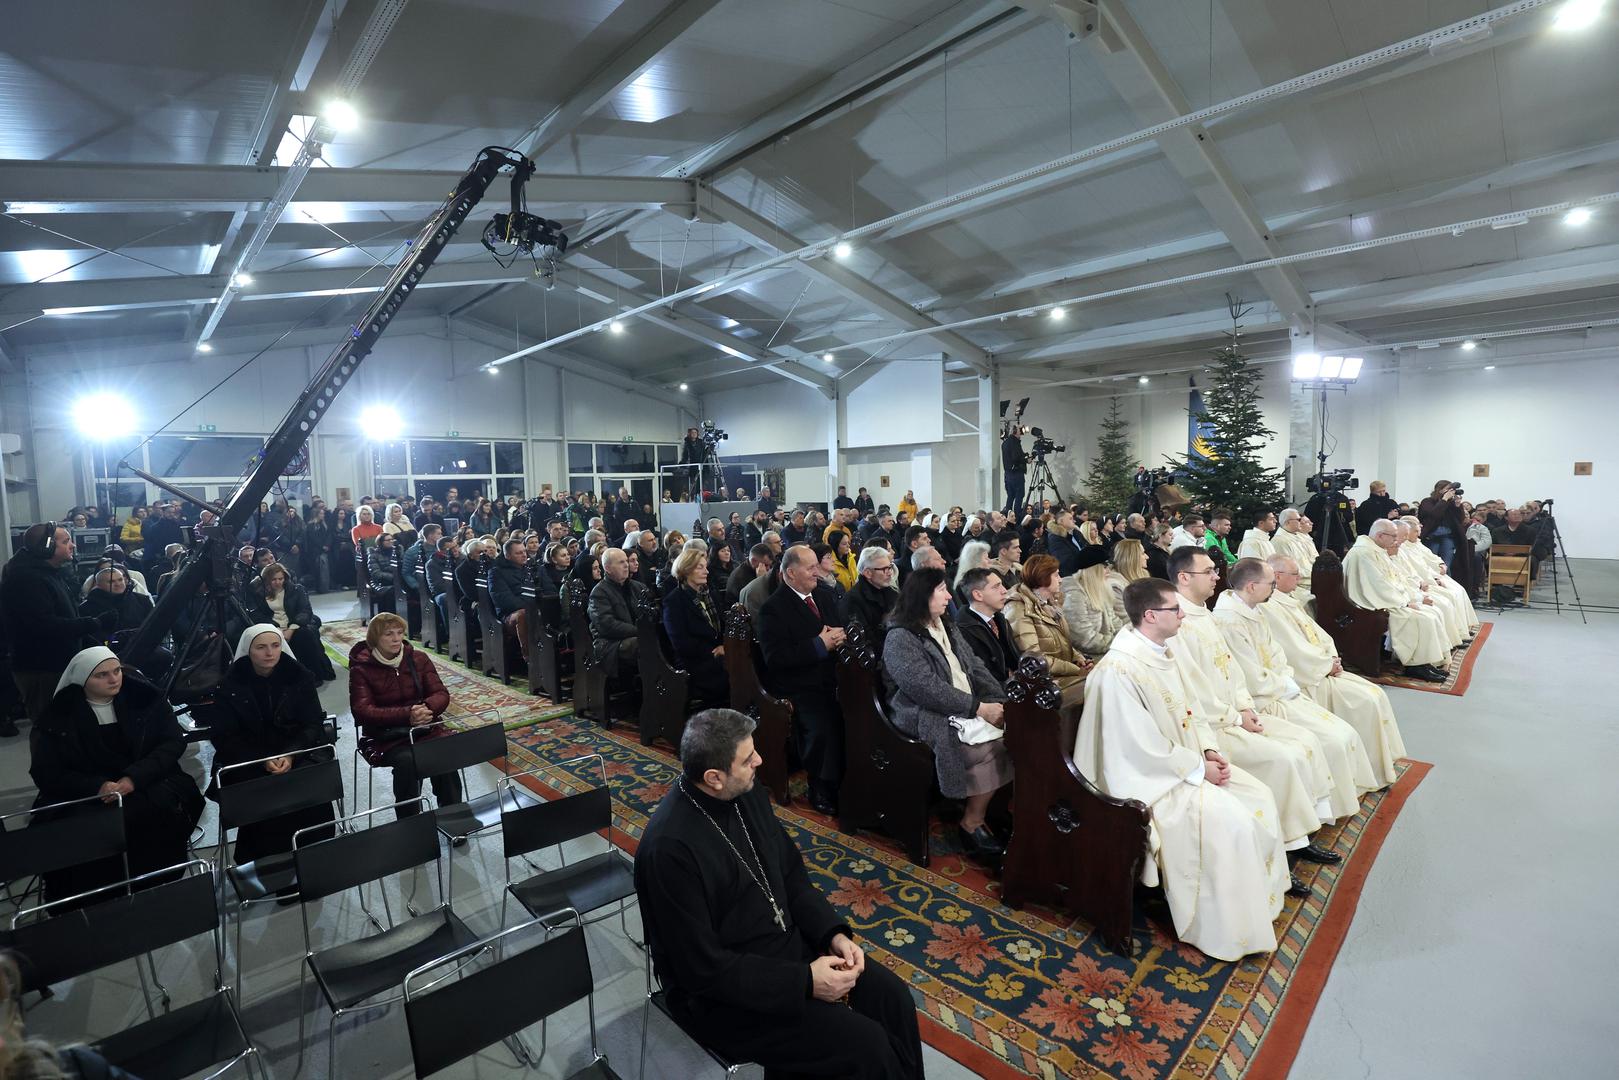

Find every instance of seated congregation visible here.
[2,475,1512,1076]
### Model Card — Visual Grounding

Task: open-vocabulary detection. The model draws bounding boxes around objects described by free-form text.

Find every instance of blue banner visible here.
[1188,379,1218,460]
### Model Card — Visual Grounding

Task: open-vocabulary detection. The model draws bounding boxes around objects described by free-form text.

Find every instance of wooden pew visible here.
[1001,656,1152,957]
[635,594,691,749]
[722,604,792,807]
[834,618,936,867]
[1208,552,1228,610]
[394,546,422,639]
[1488,543,1534,603]
[567,577,609,723]
[523,589,571,701]
[417,560,442,653]
[444,561,478,668]
[474,572,515,685]
[1309,550,1388,677]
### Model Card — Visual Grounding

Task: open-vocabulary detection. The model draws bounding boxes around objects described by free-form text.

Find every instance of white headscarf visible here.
[56,646,120,695]
[235,622,297,663]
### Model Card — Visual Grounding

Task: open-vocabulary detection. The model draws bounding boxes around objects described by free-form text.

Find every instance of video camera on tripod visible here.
[699,419,728,451]
[1305,467,1359,493]
[1029,426,1065,458]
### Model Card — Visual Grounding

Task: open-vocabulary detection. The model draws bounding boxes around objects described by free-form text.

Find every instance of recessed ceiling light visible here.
[678,382,689,391]
[1138,375,1150,384]
[1484,365,1497,371]
[324,100,360,133]
[232,273,253,287]
[1049,307,1066,321]
[1461,340,1477,351]
[832,242,853,259]
[821,352,835,364]
[196,342,213,353]
[608,321,624,334]
[485,365,499,375]
[1565,206,1593,226]
[1554,0,1604,32]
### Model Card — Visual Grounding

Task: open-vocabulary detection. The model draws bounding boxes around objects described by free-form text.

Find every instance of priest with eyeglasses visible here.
[634,708,923,1079]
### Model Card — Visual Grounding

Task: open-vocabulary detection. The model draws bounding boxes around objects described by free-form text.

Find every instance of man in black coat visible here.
[727,544,772,606]
[756,545,846,815]
[489,538,533,661]
[954,567,1020,682]
[140,502,185,577]
[2,524,112,728]
[588,548,647,676]
[1354,480,1399,535]
[840,546,896,632]
[1002,425,1028,518]
[832,485,854,511]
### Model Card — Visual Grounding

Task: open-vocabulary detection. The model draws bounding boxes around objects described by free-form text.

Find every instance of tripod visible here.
[1531,511,1586,623]
[159,542,255,703]
[1027,453,1063,508]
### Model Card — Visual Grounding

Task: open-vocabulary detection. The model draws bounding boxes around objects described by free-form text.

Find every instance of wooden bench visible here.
[1488,543,1534,603]
[474,573,516,685]
[417,560,442,653]
[834,618,935,867]
[394,546,421,640]
[1309,550,1388,677]
[1001,656,1152,957]
[523,590,571,701]
[445,562,478,669]
[635,594,691,750]
[722,604,792,807]
[567,577,609,723]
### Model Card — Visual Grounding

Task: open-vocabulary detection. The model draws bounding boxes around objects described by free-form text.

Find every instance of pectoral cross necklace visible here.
[679,778,787,932]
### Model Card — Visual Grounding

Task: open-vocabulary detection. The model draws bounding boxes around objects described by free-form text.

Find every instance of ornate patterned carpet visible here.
[1368,621,1491,697]
[325,618,1431,1079]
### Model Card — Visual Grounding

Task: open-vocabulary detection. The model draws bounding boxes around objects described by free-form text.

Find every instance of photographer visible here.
[1417,481,1467,573]
[1001,424,1027,519]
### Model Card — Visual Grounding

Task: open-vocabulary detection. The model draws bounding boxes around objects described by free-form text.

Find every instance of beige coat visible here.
[1004,584,1091,699]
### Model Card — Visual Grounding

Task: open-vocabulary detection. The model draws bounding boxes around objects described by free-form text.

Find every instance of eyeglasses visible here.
[1146,607,1184,616]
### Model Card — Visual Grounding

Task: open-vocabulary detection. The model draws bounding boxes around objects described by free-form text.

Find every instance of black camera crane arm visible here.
[121,147,537,668]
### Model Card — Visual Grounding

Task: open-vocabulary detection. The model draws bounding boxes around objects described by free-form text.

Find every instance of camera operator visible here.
[1417,481,1467,573]
[1001,424,1027,519]
[679,426,706,499]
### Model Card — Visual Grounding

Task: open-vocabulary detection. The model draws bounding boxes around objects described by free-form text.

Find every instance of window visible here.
[147,435,264,478]
[568,475,593,495]
[495,441,524,474]
[567,442,595,472]
[371,440,408,475]
[597,441,652,472]
[410,440,491,475]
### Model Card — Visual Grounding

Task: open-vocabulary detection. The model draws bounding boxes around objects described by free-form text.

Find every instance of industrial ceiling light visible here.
[1565,206,1594,225]
[324,99,360,133]
[1461,340,1477,351]
[1293,353,1362,384]
[608,321,624,335]
[359,405,403,439]
[196,342,213,354]
[1554,0,1604,31]
[832,242,853,259]
[1049,307,1066,321]
[678,382,689,391]
[1292,352,1321,378]
[1484,364,1497,371]
[821,352,835,364]
[72,393,135,438]
[232,273,253,288]
[484,365,498,375]
[1137,375,1150,384]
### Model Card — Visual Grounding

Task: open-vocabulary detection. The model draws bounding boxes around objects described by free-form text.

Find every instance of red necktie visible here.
[990,616,1000,638]
[805,593,821,622]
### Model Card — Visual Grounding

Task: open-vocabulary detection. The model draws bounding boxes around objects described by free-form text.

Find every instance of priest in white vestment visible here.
[1074,578,1297,961]
[1400,518,1480,637]
[1342,520,1451,681]
[1166,547,1343,863]
[1236,510,1278,562]
[1263,555,1407,787]
[1213,559,1378,817]
[1272,509,1318,602]
[1388,520,1466,648]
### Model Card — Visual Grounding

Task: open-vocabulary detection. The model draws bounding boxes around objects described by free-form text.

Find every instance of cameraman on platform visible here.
[1001,424,1027,519]
[679,426,705,499]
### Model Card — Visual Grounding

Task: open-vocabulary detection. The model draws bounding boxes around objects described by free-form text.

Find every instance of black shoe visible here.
[807,782,837,817]
[1297,843,1342,865]
[0,716,17,738]
[1286,876,1311,899]
[958,823,1006,860]
[1402,664,1448,683]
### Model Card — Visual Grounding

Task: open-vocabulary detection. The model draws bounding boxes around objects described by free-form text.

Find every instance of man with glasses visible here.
[841,546,896,631]
[1073,576,1296,961]
[1214,558,1377,826]
[1164,546,1340,866]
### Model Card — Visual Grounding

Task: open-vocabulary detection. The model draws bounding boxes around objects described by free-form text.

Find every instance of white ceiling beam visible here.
[516,0,725,158]
[693,186,993,375]
[1087,1,1314,327]
[0,259,540,318]
[449,316,697,412]
[0,160,697,215]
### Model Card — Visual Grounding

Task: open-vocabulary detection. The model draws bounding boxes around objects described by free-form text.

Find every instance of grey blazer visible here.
[880,621,1006,799]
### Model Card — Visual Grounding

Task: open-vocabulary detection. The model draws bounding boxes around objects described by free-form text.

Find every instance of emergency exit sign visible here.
[196,424,216,432]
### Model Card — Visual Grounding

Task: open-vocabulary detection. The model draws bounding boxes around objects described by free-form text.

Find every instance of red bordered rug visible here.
[1369,621,1491,696]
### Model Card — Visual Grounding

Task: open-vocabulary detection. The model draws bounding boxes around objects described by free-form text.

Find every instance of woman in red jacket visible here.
[348,612,460,817]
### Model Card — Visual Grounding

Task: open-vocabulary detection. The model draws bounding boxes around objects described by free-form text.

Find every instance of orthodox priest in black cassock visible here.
[634,709,923,1079]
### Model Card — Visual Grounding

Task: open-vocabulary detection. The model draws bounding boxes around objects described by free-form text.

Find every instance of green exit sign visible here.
[196,424,216,432]
[622,435,635,443]
[446,430,460,437]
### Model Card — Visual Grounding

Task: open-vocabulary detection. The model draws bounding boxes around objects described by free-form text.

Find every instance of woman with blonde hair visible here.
[350,503,382,548]
[661,546,728,701]
[1077,517,1102,547]
[1106,538,1147,617]
[1060,546,1126,655]
[1002,554,1092,708]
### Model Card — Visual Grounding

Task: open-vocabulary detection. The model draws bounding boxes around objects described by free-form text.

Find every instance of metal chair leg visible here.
[327,1007,341,1080]
[133,953,157,1020]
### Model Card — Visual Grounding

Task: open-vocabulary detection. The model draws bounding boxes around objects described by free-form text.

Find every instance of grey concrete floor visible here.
[7,561,1615,1078]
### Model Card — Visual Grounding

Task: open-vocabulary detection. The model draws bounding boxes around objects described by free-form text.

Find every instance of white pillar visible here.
[977,369,999,511]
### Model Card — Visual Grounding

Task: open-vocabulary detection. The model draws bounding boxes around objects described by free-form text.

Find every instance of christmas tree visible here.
[1082,396,1138,513]
[1164,297,1286,536]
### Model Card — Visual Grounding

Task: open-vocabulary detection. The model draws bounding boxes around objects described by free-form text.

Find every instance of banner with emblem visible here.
[1188,378,1219,460]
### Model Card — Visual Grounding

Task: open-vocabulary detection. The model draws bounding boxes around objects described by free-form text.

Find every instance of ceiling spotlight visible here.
[678,382,689,391]
[832,242,853,259]
[1461,340,1477,351]
[1565,206,1593,226]
[324,99,360,133]
[1049,307,1066,321]
[1554,0,1604,32]
[485,365,499,375]
[196,342,213,354]
[232,273,253,288]
[1484,365,1497,371]
[72,393,135,439]
[608,321,624,335]
[1137,375,1150,385]
[821,352,835,364]
[359,405,403,440]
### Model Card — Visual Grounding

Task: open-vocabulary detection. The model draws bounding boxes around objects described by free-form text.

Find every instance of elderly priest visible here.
[1262,555,1407,787]
[1075,578,1297,962]
[1396,518,1479,645]
[1343,519,1452,682]
[1213,557,1379,820]
[1270,509,1318,601]
[635,708,923,1079]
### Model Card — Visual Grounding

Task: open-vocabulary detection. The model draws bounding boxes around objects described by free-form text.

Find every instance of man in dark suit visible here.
[588,548,647,676]
[757,544,847,816]
[953,567,1019,682]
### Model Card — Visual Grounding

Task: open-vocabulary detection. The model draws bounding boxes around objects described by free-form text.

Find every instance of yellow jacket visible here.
[831,552,858,592]
[120,518,144,544]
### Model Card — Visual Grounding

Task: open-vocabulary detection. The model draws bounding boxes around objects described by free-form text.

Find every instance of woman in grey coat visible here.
[881,566,1013,863]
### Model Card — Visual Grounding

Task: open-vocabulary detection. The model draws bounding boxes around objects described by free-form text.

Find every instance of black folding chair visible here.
[9,860,267,1080]
[1,793,170,1013]
[408,719,539,847]
[293,800,479,1079]
[404,909,620,1078]
[212,751,348,999]
[497,757,639,945]
[643,972,750,1079]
